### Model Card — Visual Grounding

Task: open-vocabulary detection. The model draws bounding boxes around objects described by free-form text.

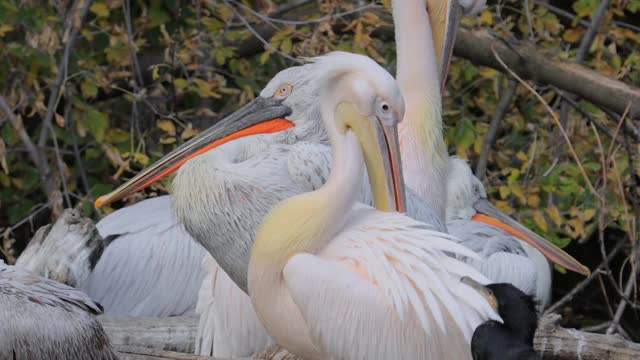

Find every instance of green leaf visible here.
[105,128,130,143]
[80,107,108,142]
[81,78,98,98]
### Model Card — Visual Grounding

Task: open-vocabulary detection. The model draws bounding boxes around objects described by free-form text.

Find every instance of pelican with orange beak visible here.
[103,51,501,359]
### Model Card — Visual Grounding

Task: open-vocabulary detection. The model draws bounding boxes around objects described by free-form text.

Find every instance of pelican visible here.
[94,0,587,357]
[394,0,589,308]
[104,51,502,359]
[0,260,117,359]
[15,198,206,317]
[95,53,445,357]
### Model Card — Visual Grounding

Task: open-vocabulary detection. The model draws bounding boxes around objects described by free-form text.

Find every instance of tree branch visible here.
[38,0,93,147]
[99,314,640,360]
[0,96,53,198]
[475,78,517,180]
[452,28,640,118]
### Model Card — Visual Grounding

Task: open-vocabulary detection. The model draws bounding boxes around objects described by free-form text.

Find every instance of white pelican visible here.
[395,0,589,308]
[15,199,206,317]
[94,0,587,356]
[104,51,502,359]
[95,53,445,358]
[0,260,117,359]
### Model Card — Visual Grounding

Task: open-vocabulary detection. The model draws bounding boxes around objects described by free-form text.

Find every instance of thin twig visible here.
[532,0,640,33]
[523,0,535,42]
[0,96,53,197]
[123,0,144,87]
[222,0,301,63]
[229,0,376,26]
[475,78,517,180]
[545,242,623,315]
[606,269,637,335]
[491,47,601,200]
[553,0,610,182]
[38,0,94,148]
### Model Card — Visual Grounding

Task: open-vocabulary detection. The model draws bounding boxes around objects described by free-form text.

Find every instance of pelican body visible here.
[0,261,117,360]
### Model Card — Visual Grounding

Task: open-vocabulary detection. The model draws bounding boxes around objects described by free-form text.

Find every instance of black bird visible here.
[462,277,540,360]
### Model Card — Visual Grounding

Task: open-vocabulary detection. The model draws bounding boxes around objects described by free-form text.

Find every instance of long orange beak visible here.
[95,97,294,208]
[471,199,590,276]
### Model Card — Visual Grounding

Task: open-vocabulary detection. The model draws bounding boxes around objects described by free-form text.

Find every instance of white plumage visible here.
[445,157,551,307]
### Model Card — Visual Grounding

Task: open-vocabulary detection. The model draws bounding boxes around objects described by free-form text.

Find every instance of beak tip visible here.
[94,196,106,209]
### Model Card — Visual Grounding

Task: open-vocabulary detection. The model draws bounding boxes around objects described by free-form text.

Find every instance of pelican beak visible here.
[334,102,406,213]
[426,0,461,91]
[95,97,293,208]
[461,276,498,312]
[472,199,591,276]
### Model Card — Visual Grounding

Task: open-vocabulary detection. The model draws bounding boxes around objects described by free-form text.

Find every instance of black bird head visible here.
[462,278,540,360]
[486,283,538,344]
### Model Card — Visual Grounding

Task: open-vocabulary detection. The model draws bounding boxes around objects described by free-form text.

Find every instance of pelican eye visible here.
[381,103,390,112]
[274,84,293,99]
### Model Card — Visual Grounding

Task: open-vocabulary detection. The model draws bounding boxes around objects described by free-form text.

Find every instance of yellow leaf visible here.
[174,78,188,89]
[160,136,176,145]
[516,151,528,162]
[546,206,562,226]
[563,28,582,43]
[583,208,596,221]
[527,194,540,207]
[0,24,13,37]
[533,210,548,232]
[479,11,493,26]
[54,113,65,127]
[132,152,149,166]
[157,119,176,136]
[90,3,110,18]
[511,184,525,203]
[152,66,160,81]
[479,68,499,78]
[566,219,584,238]
[499,186,510,199]
[181,128,200,140]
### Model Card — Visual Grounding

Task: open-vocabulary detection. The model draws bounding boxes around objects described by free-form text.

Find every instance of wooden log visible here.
[452,28,640,119]
[100,316,199,354]
[101,314,640,359]
[115,345,224,360]
[534,314,640,360]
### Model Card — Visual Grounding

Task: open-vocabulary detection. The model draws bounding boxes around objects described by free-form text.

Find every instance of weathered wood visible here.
[115,345,222,360]
[15,209,107,288]
[100,316,199,354]
[534,314,640,360]
[452,28,640,119]
[101,314,640,360]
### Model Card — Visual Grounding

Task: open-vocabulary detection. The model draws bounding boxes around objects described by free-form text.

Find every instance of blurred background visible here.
[0,0,638,340]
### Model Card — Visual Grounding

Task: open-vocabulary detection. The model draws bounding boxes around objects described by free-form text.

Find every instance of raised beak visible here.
[461,276,498,312]
[426,0,461,91]
[472,199,590,276]
[334,102,406,213]
[374,114,406,213]
[95,97,293,208]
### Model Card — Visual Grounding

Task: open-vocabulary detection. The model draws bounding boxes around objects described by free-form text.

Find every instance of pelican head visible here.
[95,52,405,210]
[446,157,590,276]
[314,52,406,212]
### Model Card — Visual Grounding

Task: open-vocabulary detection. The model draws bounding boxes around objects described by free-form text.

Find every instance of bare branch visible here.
[0,96,53,198]
[475,78,517,180]
[38,0,94,148]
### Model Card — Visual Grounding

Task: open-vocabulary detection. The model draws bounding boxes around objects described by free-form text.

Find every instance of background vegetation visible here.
[0,0,638,340]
